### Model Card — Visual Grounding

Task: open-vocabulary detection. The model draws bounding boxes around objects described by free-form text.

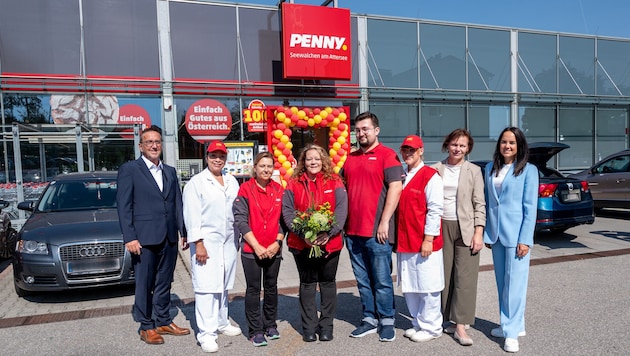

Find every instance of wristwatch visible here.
[276,239,283,246]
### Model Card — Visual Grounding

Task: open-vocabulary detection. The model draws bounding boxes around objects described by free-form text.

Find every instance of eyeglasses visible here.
[400,147,418,154]
[141,140,162,146]
[354,127,374,134]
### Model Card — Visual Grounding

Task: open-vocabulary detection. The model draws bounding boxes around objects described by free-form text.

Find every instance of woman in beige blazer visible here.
[432,129,486,346]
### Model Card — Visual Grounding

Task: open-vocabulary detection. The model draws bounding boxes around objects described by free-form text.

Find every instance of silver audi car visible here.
[12,172,134,297]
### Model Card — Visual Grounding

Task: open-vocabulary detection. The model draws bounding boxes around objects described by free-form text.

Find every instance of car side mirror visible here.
[17,201,35,212]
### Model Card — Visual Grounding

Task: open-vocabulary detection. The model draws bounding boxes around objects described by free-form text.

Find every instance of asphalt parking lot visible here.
[0,209,629,355]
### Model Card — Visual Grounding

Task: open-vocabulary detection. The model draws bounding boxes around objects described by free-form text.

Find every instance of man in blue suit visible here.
[117,126,189,345]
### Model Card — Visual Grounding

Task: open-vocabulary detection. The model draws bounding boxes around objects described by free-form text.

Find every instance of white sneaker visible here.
[504,338,519,353]
[491,327,526,338]
[403,327,420,338]
[218,324,242,336]
[201,340,219,353]
[409,330,441,342]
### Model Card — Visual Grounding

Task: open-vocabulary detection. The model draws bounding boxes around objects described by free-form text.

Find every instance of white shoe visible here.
[491,327,526,338]
[504,338,519,353]
[403,327,420,338]
[410,330,442,342]
[201,340,219,353]
[218,324,242,336]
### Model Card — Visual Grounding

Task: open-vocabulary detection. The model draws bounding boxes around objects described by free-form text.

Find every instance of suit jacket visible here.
[483,162,538,247]
[117,157,185,246]
[433,160,486,246]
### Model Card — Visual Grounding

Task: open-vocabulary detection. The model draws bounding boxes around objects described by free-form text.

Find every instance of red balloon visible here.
[338,123,348,131]
[332,109,340,117]
[277,123,286,130]
[332,155,341,163]
[291,114,299,123]
[279,167,287,176]
[313,108,321,115]
[297,120,308,128]
[320,120,328,126]
[277,105,286,112]
[337,148,346,156]
[272,137,280,145]
[329,137,337,145]
[333,129,342,137]
[308,112,314,118]
[274,161,281,169]
[338,107,345,113]
[283,148,291,156]
[277,142,286,150]
[283,128,292,136]
[342,143,349,150]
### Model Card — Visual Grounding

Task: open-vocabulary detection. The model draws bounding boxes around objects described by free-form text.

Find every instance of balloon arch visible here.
[267,106,350,185]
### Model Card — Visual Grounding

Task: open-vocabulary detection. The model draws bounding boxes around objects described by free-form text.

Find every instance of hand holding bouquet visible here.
[292,202,336,258]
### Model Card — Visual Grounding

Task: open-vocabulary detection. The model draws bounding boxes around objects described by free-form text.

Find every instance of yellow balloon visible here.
[274,149,282,157]
[285,141,293,150]
[307,118,315,126]
[320,110,329,119]
[290,106,299,114]
[332,118,340,126]
[338,112,347,121]
[282,161,292,169]
[274,130,283,139]
[332,142,341,150]
[314,115,322,124]
[337,161,344,168]
[286,167,294,176]
[277,112,286,121]
[325,107,333,113]
[329,149,337,156]
[333,166,341,174]
[337,136,346,145]
[341,131,349,138]
[278,154,287,163]
[280,135,290,143]
[284,118,292,126]
[340,155,347,162]
[297,110,306,119]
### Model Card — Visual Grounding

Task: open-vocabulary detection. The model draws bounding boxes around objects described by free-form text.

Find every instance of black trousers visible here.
[131,239,177,331]
[241,255,282,337]
[293,250,340,334]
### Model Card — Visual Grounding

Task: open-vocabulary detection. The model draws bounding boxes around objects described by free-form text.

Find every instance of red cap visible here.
[400,135,423,149]
[207,140,228,154]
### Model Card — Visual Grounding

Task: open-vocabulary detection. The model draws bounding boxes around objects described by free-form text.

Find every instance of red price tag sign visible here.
[243,99,267,132]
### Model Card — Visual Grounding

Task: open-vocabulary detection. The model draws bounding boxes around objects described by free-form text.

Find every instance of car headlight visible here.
[17,240,49,255]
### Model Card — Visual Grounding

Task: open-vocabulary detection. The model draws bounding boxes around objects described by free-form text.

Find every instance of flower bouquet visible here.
[292,202,336,258]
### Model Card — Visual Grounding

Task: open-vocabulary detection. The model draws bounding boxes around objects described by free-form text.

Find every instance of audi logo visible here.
[79,246,108,257]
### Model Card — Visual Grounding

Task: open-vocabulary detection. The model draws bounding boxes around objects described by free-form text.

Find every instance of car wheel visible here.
[0,228,17,259]
[14,280,31,298]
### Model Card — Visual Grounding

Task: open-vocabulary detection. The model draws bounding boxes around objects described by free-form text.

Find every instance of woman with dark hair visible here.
[233,152,285,347]
[483,127,538,353]
[282,144,348,342]
[432,128,485,346]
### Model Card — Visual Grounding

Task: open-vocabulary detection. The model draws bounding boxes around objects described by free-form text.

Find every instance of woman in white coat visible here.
[183,141,242,353]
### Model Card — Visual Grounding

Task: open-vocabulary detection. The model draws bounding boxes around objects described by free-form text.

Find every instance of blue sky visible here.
[234,0,629,38]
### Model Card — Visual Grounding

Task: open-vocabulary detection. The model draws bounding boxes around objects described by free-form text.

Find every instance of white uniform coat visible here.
[183,168,239,293]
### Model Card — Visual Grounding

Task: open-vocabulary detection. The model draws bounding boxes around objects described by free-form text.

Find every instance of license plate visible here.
[561,189,581,203]
[66,258,121,274]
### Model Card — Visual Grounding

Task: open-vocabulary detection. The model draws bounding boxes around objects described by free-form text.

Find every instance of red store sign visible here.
[185,99,232,142]
[281,3,352,80]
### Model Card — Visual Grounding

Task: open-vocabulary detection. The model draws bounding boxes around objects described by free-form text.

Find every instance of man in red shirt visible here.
[342,112,403,342]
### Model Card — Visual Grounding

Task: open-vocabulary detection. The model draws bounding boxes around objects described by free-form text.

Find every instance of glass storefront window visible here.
[558,36,595,95]
[419,24,466,90]
[596,108,628,162]
[559,107,593,169]
[83,0,159,78]
[369,101,419,156]
[0,0,81,75]
[518,32,557,94]
[170,3,238,81]
[367,19,418,88]
[469,104,511,161]
[468,28,511,92]
[596,39,630,96]
[237,7,280,83]
[420,103,464,162]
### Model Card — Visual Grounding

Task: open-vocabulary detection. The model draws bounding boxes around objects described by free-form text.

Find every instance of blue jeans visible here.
[346,235,395,326]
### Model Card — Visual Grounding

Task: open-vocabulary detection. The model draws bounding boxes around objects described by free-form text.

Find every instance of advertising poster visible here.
[224,141,257,178]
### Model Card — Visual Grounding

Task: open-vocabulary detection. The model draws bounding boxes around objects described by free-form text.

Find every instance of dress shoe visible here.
[140,329,165,345]
[156,322,191,336]
[302,333,317,342]
[318,330,333,341]
[444,324,470,334]
[453,331,473,346]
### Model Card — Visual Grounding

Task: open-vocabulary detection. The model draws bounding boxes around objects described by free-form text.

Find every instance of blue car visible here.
[473,142,595,234]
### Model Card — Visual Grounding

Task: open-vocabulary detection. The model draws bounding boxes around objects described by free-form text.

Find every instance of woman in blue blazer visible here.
[483,127,538,353]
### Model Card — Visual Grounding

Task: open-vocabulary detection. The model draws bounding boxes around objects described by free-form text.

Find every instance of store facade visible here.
[2,0,630,222]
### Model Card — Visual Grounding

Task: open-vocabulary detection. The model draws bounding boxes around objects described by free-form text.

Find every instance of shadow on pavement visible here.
[595,208,630,220]
[533,232,585,250]
[20,283,135,304]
